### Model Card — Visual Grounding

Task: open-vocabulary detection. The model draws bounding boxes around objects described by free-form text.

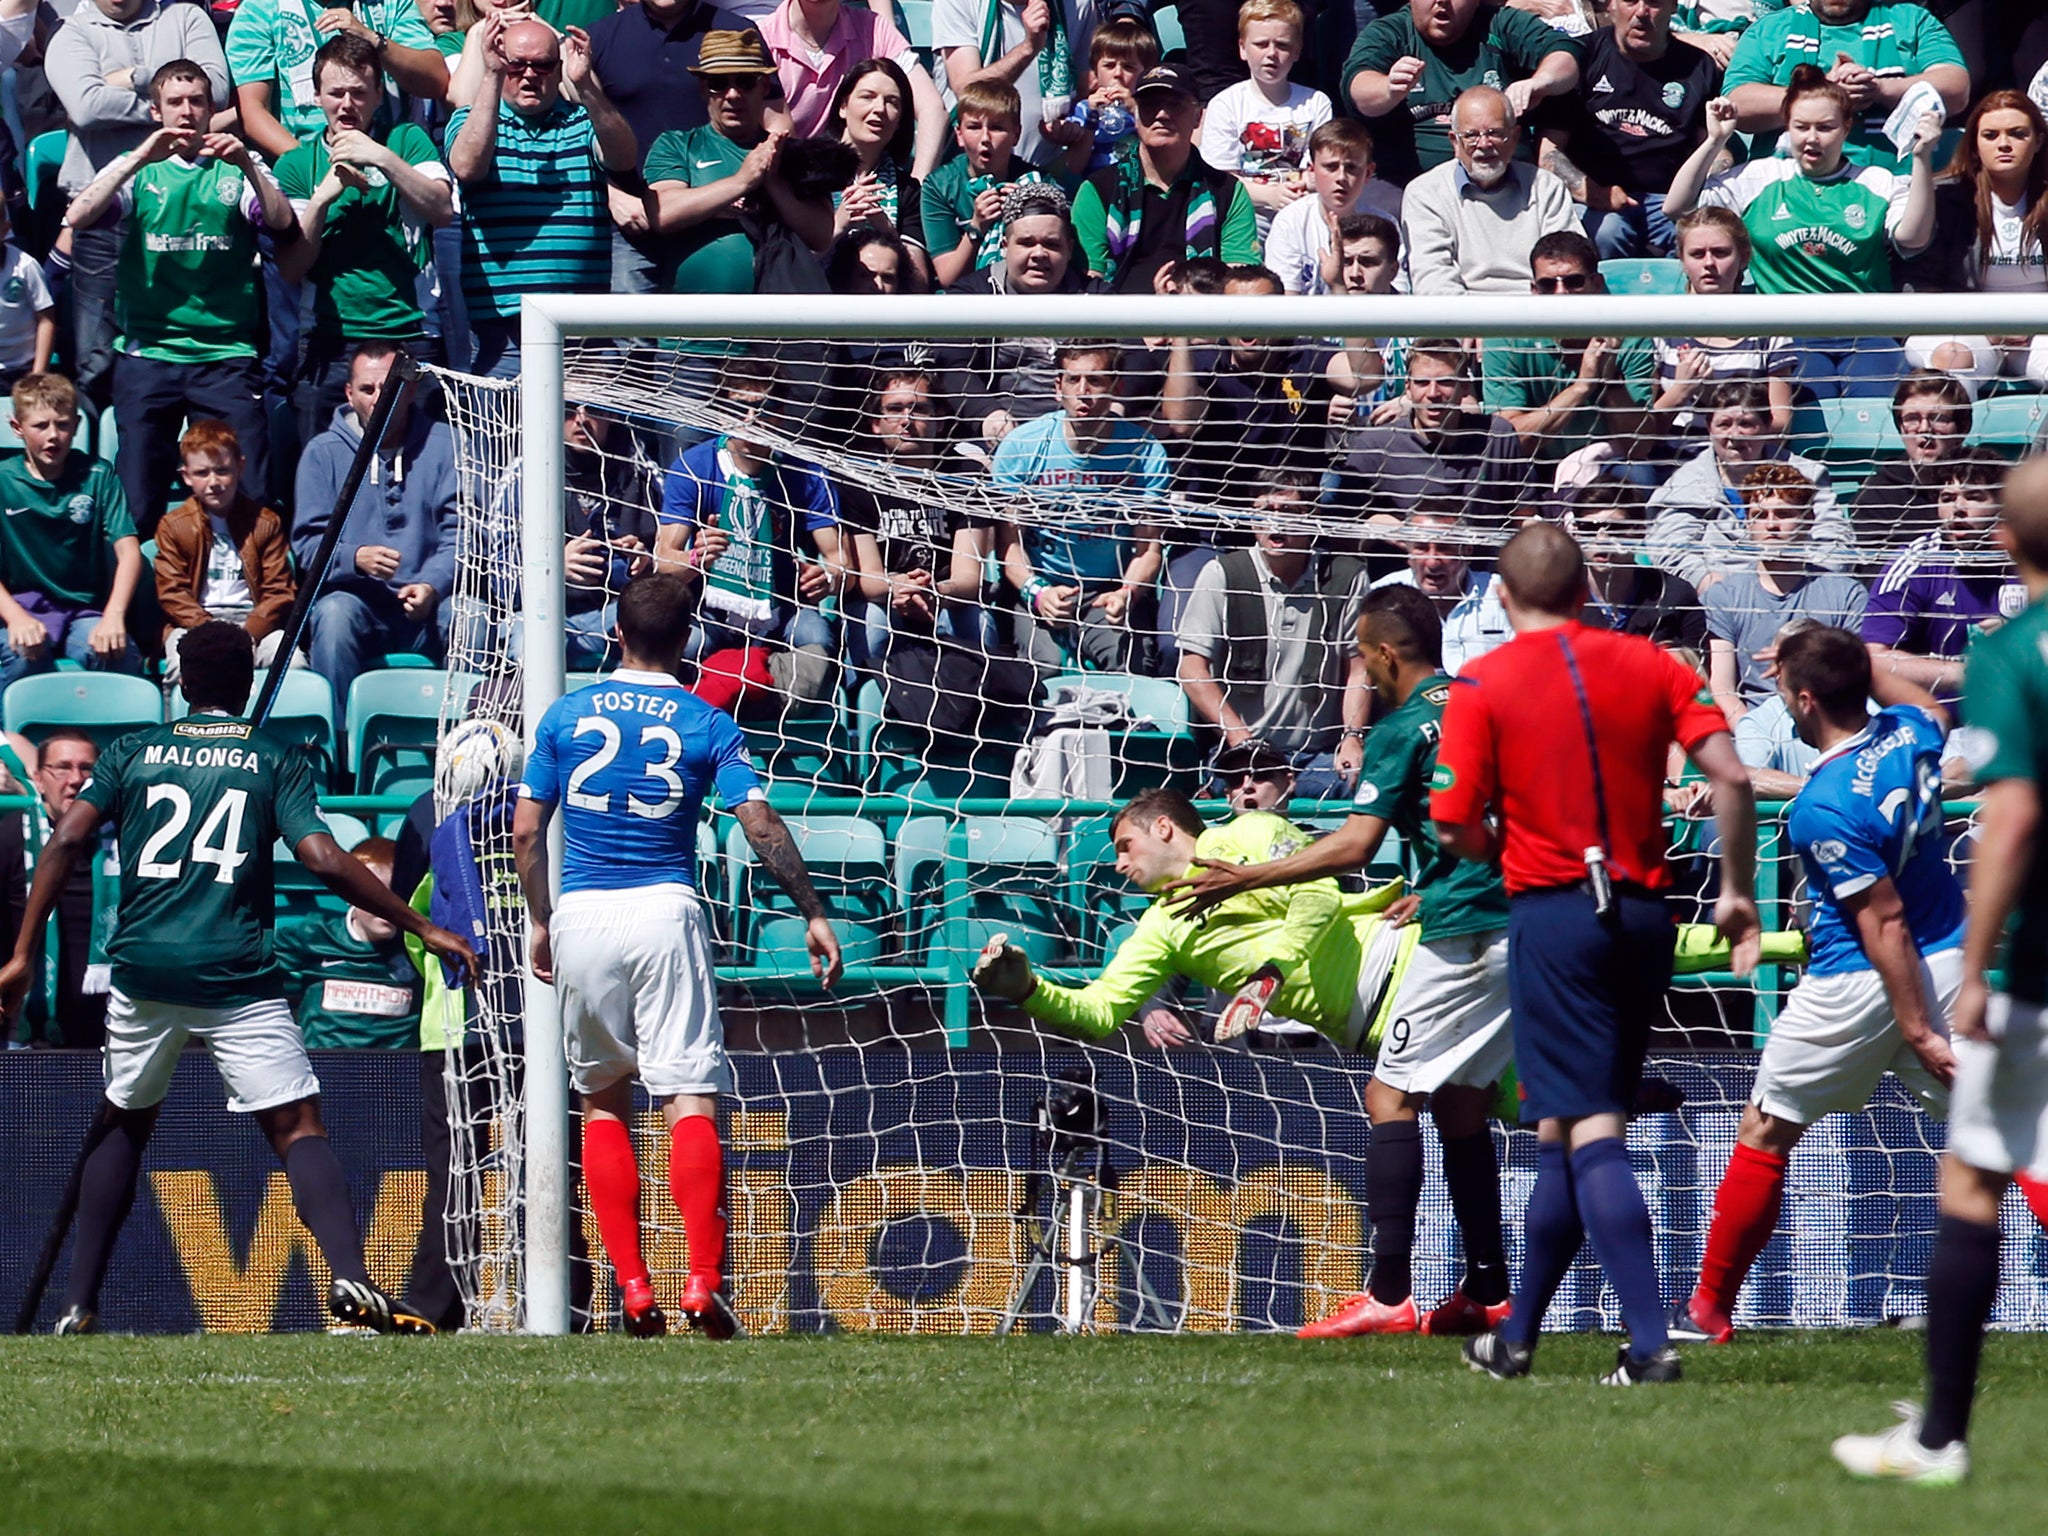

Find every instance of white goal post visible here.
[502,291,2048,1338]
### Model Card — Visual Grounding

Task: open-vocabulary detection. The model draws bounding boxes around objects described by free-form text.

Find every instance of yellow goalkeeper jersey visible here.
[1023,811,1413,1047]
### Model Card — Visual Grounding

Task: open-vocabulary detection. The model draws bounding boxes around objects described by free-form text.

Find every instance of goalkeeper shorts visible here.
[1948,994,2048,1178]
[102,987,318,1115]
[553,883,731,1099]
[1371,929,1513,1095]
[1751,946,1960,1125]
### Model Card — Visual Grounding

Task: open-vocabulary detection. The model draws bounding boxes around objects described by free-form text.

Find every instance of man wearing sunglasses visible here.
[447,13,638,376]
[1401,85,1575,297]
[1483,227,1657,468]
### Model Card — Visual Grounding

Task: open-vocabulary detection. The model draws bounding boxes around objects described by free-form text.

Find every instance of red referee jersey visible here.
[1429,620,1729,895]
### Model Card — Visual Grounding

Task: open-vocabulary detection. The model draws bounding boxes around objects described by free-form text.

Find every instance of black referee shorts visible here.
[1506,885,1678,1124]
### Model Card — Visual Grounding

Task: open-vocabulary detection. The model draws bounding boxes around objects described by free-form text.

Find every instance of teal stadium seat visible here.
[1042,671,1198,791]
[1968,393,2048,459]
[723,814,889,978]
[1152,2,1185,53]
[272,809,375,922]
[171,668,338,786]
[23,128,64,211]
[895,814,1071,965]
[346,668,477,798]
[2,672,162,749]
[853,677,1019,799]
[1598,258,1687,296]
[1813,397,1902,495]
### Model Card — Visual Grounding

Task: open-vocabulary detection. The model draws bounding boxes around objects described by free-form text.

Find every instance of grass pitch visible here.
[2,1330,2042,1535]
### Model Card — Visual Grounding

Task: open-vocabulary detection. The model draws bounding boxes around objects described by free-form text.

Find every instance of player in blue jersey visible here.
[513,574,842,1338]
[1671,625,1965,1346]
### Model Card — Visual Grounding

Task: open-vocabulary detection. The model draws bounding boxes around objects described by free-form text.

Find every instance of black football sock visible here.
[62,1106,153,1316]
[284,1136,371,1287]
[1921,1215,2001,1449]
[1571,1137,1668,1359]
[1502,1140,1581,1351]
[1366,1119,1424,1305]
[1440,1129,1509,1307]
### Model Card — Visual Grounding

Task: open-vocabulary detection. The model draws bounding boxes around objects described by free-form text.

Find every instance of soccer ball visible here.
[435,717,526,809]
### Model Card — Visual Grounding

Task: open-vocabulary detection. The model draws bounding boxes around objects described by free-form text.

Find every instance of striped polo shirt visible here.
[447,99,610,320]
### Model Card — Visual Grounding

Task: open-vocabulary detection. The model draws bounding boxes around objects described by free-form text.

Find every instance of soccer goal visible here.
[430,291,2048,1338]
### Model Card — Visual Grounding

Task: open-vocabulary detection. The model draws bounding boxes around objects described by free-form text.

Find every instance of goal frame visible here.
[513,290,2048,1335]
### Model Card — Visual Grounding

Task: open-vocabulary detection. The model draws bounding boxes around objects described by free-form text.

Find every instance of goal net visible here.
[427,292,2048,1337]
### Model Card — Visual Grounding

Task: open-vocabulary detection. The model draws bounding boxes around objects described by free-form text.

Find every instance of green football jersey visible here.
[1961,597,2048,1004]
[1352,675,1510,941]
[0,451,134,606]
[273,122,442,342]
[116,156,268,364]
[79,713,329,1008]
[1699,157,1904,295]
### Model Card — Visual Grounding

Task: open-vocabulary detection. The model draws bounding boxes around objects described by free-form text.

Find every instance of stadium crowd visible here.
[0,0,2041,1053]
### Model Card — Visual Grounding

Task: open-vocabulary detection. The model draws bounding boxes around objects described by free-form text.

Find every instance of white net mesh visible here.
[420,304,2047,1335]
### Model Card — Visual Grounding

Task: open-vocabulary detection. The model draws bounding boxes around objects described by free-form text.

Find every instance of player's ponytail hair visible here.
[178,621,256,714]
[1782,64,1853,130]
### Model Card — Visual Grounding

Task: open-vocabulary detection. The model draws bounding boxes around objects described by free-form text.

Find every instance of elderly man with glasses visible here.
[1400,85,1575,297]
[5,730,109,1048]
[446,14,638,377]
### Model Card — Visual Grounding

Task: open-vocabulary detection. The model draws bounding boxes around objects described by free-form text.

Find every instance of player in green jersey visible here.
[1166,584,1516,1339]
[1834,457,2048,1485]
[0,623,480,1336]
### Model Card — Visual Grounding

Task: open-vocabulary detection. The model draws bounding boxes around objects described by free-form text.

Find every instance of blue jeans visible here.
[683,606,837,663]
[1585,193,1674,261]
[0,589,143,689]
[307,589,450,727]
[1790,335,1906,400]
[470,319,521,381]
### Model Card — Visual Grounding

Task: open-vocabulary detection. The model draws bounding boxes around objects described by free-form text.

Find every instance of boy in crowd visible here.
[1265,119,1402,296]
[0,197,54,389]
[153,419,296,685]
[1197,0,1331,240]
[923,81,1053,290]
[0,373,142,689]
[1067,18,1154,176]
[275,837,422,1050]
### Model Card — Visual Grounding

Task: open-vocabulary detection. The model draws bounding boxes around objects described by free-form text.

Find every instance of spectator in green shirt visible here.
[63,60,299,537]
[276,836,424,1049]
[227,0,447,161]
[275,32,454,451]
[0,373,143,689]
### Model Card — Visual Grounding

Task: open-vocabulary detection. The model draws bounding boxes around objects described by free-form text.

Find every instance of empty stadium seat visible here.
[346,669,477,798]
[895,814,1070,965]
[2,672,162,748]
[1598,258,1687,296]
[1812,397,1902,493]
[1152,2,1185,52]
[724,813,889,977]
[271,809,375,922]
[1042,672,1198,790]
[853,677,1020,799]
[1968,393,2048,458]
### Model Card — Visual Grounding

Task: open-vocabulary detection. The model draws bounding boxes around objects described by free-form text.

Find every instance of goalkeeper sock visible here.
[582,1117,649,1287]
[63,1108,151,1314]
[1695,1142,1787,1319]
[1501,1140,1580,1350]
[669,1114,726,1282]
[1921,1214,2000,1449]
[283,1135,370,1287]
[1571,1137,1667,1358]
[1365,1119,1423,1305]
[1439,1130,1508,1307]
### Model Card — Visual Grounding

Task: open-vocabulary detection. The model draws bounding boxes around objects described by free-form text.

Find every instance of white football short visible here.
[1370,928,1515,1095]
[552,883,729,1098]
[1751,946,1963,1124]
[1947,995,2048,1179]
[103,987,319,1115]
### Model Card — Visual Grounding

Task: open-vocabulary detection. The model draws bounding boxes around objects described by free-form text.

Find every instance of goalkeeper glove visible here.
[971,933,1036,1002]
[1214,964,1282,1043]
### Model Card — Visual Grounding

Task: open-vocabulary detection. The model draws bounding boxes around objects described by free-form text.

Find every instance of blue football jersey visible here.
[520,670,763,894]
[1787,703,1966,976]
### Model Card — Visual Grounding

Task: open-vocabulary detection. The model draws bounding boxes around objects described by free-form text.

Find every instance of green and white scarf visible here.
[981,0,1068,102]
[702,444,780,634]
[1101,151,1219,279]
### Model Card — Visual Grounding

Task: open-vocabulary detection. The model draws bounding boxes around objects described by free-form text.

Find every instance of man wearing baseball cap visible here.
[1070,62,1260,293]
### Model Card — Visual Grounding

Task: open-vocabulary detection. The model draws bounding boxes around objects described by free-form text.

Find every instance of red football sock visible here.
[670,1114,727,1282]
[1695,1142,1787,1318]
[581,1117,649,1288]
[2018,1174,2048,1233]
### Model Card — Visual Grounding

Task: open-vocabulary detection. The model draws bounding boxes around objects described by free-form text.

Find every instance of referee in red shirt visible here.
[1432,523,1762,1385]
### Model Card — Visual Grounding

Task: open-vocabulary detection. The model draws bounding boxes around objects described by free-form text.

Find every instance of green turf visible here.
[2,1331,2042,1535]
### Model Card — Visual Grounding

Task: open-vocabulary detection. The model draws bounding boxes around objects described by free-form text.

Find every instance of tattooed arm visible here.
[736,799,844,986]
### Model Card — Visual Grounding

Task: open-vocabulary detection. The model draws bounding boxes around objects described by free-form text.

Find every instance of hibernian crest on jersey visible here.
[1661,80,1686,109]
[1844,203,1867,229]
[65,494,94,525]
